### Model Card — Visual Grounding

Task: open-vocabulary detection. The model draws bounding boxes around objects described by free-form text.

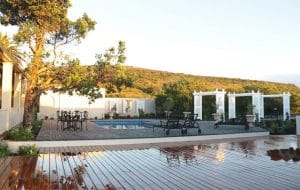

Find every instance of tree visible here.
[57,41,127,102]
[0,0,96,126]
[155,79,194,117]
[0,33,23,63]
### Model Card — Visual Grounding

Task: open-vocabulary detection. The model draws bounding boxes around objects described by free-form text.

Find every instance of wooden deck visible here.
[1,136,300,189]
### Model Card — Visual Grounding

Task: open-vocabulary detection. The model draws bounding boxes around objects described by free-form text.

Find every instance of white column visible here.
[296,115,300,135]
[1,62,13,131]
[13,73,22,109]
[216,89,226,121]
[283,92,291,120]
[1,62,13,109]
[260,95,264,119]
[123,99,127,113]
[228,93,236,119]
[193,93,202,120]
[252,92,262,121]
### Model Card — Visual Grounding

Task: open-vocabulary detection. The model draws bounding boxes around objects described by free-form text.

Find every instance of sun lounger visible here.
[153,118,181,135]
[181,114,201,134]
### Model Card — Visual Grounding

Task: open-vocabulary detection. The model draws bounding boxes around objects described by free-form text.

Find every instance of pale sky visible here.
[2,0,300,86]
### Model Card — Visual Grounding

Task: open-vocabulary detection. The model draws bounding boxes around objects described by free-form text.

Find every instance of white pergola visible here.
[193,89,226,120]
[227,91,291,121]
[262,93,291,119]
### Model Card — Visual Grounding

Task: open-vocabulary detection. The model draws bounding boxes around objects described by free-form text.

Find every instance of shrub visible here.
[8,128,33,141]
[138,108,144,117]
[104,113,110,119]
[264,120,296,135]
[0,142,10,157]
[31,120,43,136]
[18,145,38,156]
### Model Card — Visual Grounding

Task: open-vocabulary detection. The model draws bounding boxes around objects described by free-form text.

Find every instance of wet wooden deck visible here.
[1,136,300,189]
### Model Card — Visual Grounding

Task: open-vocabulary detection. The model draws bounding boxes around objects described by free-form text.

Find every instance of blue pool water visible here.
[94,120,150,129]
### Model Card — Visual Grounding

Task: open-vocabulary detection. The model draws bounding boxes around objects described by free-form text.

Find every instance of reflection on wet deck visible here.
[1,135,300,189]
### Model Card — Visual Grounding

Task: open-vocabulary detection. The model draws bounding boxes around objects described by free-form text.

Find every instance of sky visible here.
[1,0,300,86]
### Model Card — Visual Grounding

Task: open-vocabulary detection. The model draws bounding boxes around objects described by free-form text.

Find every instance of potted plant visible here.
[109,105,116,119]
[212,113,221,121]
[246,104,256,124]
[211,104,221,121]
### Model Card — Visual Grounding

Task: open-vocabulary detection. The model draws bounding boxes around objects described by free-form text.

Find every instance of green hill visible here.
[109,66,300,114]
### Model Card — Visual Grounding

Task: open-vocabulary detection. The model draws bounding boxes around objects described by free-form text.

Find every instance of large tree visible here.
[0,33,23,63]
[0,0,98,126]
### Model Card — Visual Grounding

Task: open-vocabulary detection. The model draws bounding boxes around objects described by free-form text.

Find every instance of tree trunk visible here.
[23,88,38,127]
[23,30,45,127]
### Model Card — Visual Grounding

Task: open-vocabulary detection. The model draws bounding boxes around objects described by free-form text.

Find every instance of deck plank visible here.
[1,137,300,190]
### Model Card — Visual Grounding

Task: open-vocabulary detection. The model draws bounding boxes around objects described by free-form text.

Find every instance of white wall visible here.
[39,91,155,119]
[0,63,24,134]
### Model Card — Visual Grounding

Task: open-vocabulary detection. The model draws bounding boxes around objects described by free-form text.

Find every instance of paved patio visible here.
[37,119,267,141]
[1,135,300,189]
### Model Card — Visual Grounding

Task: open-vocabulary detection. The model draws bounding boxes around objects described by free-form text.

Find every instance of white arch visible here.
[228,91,262,121]
[227,91,291,121]
[262,92,291,120]
[193,89,226,120]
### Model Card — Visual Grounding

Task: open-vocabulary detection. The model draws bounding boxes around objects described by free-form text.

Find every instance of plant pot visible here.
[246,115,256,123]
[109,112,114,119]
[212,113,221,121]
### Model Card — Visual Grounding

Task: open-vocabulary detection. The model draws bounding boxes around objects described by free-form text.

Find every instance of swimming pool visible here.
[94,120,151,129]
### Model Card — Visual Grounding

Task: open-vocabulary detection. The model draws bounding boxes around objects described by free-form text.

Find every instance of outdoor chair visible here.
[153,117,182,135]
[181,113,201,134]
[214,116,249,130]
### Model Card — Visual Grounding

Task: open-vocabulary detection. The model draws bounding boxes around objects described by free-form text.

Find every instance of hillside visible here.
[109,66,300,114]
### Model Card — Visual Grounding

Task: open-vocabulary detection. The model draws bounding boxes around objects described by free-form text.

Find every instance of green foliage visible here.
[8,127,34,141]
[138,109,145,117]
[246,104,255,115]
[263,120,296,135]
[120,67,300,114]
[18,145,38,156]
[0,142,10,157]
[31,120,43,136]
[0,33,23,62]
[202,96,216,120]
[0,0,96,126]
[155,94,174,114]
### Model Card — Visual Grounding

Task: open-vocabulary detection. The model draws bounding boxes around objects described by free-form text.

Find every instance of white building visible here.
[38,91,155,119]
[0,44,24,134]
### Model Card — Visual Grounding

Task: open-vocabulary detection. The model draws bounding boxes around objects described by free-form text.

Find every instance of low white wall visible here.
[0,107,24,134]
[39,91,156,119]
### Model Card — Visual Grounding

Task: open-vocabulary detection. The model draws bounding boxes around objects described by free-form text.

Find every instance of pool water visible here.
[94,120,150,129]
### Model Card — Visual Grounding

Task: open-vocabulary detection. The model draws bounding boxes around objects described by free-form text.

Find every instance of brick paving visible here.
[36,119,267,141]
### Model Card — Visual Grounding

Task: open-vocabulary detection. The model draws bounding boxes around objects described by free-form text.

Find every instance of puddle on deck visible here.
[1,135,299,189]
